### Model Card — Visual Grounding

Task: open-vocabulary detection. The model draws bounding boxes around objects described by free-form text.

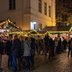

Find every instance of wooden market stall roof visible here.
[0,19,22,31]
[42,25,72,33]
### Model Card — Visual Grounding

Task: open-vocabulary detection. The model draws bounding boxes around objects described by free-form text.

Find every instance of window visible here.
[31,22,38,30]
[9,0,16,10]
[44,2,47,15]
[49,6,51,17]
[38,0,42,13]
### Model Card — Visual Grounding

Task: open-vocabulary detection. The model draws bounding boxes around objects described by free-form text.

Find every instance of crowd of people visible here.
[0,34,36,72]
[0,33,72,72]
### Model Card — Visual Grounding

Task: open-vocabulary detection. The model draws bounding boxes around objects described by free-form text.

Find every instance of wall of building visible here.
[22,0,31,30]
[0,0,9,19]
[30,0,56,29]
[0,0,23,29]
[51,0,56,26]
[0,0,56,30]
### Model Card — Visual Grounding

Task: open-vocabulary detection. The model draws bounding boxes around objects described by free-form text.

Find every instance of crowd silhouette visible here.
[0,33,72,72]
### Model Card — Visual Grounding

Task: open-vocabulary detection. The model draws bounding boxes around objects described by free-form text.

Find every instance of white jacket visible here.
[23,40,31,56]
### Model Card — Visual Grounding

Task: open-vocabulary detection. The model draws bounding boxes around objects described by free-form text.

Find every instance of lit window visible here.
[9,0,16,10]
[38,0,42,13]
[44,2,47,15]
[30,22,38,30]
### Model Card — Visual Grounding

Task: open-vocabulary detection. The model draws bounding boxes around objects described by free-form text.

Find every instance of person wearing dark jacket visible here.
[0,38,4,55]
[56,38,62,54]
[48,38,55,59]
[44,34,50,56]
[62,37,67,51]
[68,38,72,57]
[6,34,13,68]
[30,37,36,70]
[0,38,4,70]
[1,37,9,72]
[12,35,21,72]
[18,36,24,71]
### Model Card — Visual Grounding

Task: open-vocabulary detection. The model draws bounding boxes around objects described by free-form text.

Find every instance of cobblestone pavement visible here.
[33,52,72,72]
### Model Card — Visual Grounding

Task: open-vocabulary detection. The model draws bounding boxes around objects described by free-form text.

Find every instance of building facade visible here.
[0,0,56,30]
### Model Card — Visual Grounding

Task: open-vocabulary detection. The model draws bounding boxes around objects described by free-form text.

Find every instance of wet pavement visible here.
[0,52,72,72]
[33,52,72,72]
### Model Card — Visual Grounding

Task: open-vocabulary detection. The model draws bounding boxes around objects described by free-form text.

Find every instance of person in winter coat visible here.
[68,38,72,57]
[1,36,9,72]
[30,37,36,70]
[6,34,13,68]
[23,37,31,71]
[0,37,4,71]
[44,34,50,56]
[48,38,55,59]
[18,36,24,71]
[12,35,21,72]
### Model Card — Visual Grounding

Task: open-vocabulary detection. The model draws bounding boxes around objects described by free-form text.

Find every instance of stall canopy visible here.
[0,19,22,32]
[42,25,72,33]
